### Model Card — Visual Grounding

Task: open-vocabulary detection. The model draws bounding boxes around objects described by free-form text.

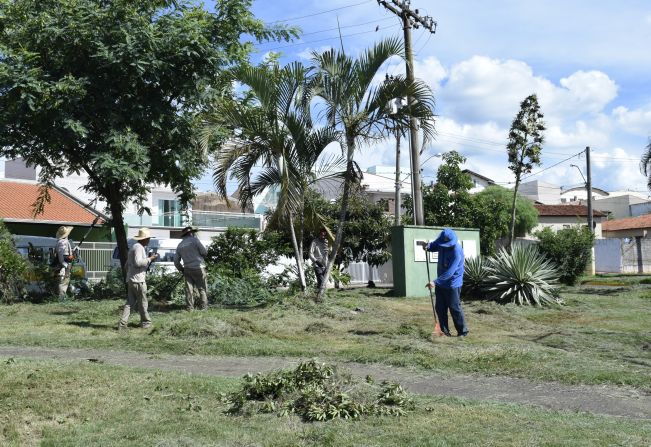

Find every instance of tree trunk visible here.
[107,185,129,284]
[316,137,355,302]
[288,212,306,293]
[508,178,520,250]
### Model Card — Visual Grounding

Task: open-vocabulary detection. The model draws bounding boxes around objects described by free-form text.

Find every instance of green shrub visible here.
[205,228,289,279]
[535,226,595,285]
[146,270,184,303]
[482,244,561,306]
[222,360,413,421]
[0,220,27,303]
[207,271,277,307]
[89,267,126,300]
[462,256,488,300]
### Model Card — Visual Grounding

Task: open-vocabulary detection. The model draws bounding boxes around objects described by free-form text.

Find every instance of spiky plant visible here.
[462,256,489,300]
[482,244,560,306]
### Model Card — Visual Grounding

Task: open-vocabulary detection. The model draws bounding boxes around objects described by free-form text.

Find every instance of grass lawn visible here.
[1,281,650,390]
[1,358,650,447]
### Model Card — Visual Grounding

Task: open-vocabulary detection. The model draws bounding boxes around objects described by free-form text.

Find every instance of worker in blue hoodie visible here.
[424,228,469,337]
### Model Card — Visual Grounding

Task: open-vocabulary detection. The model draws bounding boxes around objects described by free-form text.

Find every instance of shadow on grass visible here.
[68,320,115,330]
[571,287,630,296]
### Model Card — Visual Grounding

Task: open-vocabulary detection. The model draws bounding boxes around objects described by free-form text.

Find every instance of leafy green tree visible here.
[308,38,436,301]
[0,0,294,274]
[204,61,341,292]
[473,185,538,255]
[506,94,545,248]
[535,226,595,285]
[412,151,475,228]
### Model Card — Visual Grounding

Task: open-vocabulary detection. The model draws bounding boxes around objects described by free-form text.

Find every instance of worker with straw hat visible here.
[118,228,159,330]
[424,228,469,337]
[55,225,75,298]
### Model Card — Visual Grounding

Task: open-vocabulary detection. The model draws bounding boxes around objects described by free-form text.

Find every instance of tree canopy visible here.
[0,0,295,270]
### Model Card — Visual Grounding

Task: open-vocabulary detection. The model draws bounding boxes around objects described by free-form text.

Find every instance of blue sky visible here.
[196,0,651,195]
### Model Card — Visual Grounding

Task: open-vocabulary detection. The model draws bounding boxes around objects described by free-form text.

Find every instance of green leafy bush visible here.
[482,244,560,306]
[0,220,27,303]
[208,271,277,307]
[146,270,184,303]
[535,226,595,285]
[205,228,289,279]
[222,360,413,421]
[89,267,126,300]
[462,256,488,300]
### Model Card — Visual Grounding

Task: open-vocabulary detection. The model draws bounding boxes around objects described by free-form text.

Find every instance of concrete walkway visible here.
[1,345,649,420]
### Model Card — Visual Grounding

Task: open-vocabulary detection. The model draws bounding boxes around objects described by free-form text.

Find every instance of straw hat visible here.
[133,228,154,240]
[56,226,73,239]
[181,226,199,236]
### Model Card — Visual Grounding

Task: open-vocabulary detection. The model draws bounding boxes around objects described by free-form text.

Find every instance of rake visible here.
[424,246,446,338]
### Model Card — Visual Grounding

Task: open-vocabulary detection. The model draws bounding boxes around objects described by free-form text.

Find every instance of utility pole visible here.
[377,0,436,226]
[585,146,593,234]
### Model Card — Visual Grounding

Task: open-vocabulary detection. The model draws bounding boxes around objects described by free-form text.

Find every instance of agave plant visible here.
[462,256,489,300]
[482,244,560,306]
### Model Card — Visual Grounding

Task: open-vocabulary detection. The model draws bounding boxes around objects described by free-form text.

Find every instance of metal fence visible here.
[79,242,116,281]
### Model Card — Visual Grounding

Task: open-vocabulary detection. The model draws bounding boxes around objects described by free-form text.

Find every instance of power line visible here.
[259,23,400,52]
[290,16,395,38]
[267,0,373,24]
[518,151,583,183]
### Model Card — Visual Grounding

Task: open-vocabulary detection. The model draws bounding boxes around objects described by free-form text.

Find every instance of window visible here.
[158,199,181,227]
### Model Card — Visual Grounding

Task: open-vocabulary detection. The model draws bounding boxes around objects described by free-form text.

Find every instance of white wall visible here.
[531,217,603,238]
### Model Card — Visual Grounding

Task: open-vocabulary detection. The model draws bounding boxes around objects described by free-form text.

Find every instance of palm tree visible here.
[307,37,436,301]
[202,61,341,291]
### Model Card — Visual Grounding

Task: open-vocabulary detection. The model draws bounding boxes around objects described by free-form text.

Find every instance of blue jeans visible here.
[435,286,468,336]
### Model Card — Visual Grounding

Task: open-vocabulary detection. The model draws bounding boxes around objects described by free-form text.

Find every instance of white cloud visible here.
[435,56,618,126]
[546,120,611,149]
[613,104,651,135]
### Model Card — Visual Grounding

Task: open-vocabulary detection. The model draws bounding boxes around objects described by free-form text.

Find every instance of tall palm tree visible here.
[307,37,436,301]
[202,61,341,291]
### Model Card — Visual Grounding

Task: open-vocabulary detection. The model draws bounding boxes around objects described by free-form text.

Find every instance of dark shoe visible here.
[140,322,152,329]
[443,331,452,337]
[458,332,468,337]
[116,324,127,332]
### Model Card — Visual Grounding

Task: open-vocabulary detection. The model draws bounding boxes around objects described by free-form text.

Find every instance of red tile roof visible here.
[534,204,607,218]
[602,214,651,231]
[0,180,100,225]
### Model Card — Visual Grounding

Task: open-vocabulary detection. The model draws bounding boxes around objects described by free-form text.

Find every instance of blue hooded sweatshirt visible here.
[425,228,464,289]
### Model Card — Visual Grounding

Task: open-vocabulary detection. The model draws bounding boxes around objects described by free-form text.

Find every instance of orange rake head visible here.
[431,322,446,339]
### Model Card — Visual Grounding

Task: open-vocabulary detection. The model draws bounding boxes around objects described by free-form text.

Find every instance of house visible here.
[0,179,108,240]
[1,158,263,245]
[593,191,650,219]
[529,204,608,238]
[462,169,495,194]
[313,165,412,217]
[519,180,562,204]
[560,186,609,203]
[601,214,651,238]
[596,215,651,274]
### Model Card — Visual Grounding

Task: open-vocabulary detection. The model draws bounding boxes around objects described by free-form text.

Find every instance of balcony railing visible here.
[123,210,261,230]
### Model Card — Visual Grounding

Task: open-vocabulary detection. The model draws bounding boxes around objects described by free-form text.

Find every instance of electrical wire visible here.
[260,23,401,51]
[266,0,373,24]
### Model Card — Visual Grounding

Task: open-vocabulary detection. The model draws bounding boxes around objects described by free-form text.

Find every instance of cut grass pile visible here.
[0,282,650,390]
[1,358,650,447]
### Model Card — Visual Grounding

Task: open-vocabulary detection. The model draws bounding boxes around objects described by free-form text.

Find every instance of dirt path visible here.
[1,345,649,420]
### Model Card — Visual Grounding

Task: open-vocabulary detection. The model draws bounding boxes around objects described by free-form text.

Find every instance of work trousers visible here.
[57,265,72,298]
[314,264,327,290]
[184,266,208,311]
[119,281,151,327]
[434,286,468,336]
